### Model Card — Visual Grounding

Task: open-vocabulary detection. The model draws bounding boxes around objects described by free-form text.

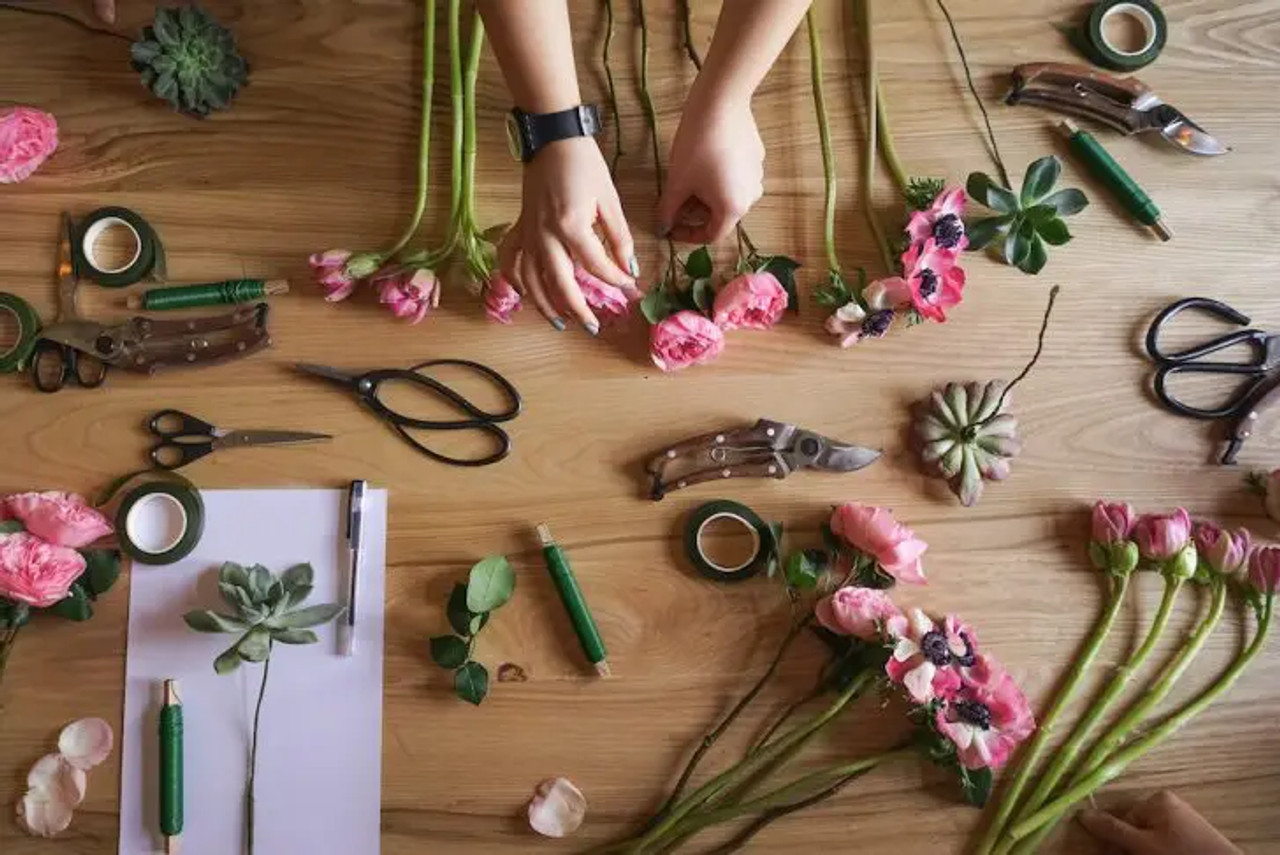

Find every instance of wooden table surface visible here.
[3,0,1280,852]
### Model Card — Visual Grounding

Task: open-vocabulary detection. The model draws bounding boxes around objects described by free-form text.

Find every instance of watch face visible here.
[504,113,525,162]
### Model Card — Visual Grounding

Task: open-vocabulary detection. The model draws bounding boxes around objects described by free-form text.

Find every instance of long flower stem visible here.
[462,13,484,238]
[1011,579,1229,855]
[636,0,677,284]
[426,0,465,269]
[858,0,895,274]
[602,0,623,177]
[875,82,909,195]
[995,577,1185,855]
[0,625,18,687]
[973,570,1132,855]
[246,649,272,855]
[385,0,437,259]
[749,683,823,756]
[703,769,869,854]
[1010,595,1274,841]
[934,0,1010,188]
[807,10,841,275]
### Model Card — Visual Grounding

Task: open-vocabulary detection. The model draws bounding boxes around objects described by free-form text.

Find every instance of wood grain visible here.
[3,0,1280,852]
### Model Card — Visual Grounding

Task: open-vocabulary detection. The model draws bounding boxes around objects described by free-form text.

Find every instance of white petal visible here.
[58,718,114,771]
[951,722,976,751]
[528,777,587,838]
[904,661,937,703]
[835,301,867,323]
[908,608,934,637]
[27,753,85,807]
[892,638,919,662]
[17,788,74,838]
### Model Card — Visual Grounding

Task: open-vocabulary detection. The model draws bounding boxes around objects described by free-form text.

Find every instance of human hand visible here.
[92,0,115,23]
[497,137,637,332]
[1079,790,1242,855]
[658,92,764,245]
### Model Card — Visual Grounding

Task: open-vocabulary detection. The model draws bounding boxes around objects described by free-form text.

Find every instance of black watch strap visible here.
[509,104,602,163]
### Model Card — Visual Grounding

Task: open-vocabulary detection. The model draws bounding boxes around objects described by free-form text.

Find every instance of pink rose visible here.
[816,587,901,641]
[1248,545,1280,596]
[375,266,439,324]
[905,186,967,253]
[0,106,58,184]
[711,272,788,331]
[1193,522,1250,577]
[0,532,86,608]
[649,311,725,372]
[1133,508,1192,562]
[830,502,928,584]
[934,655,1035,771]
[484,274,522,324]
[5,492,112,549]
[1091,501,1135,545]
[902,239,965,323]
[309,249,358,302]
[575,267,633,322]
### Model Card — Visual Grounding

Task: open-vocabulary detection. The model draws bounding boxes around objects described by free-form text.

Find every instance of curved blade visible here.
[1160,114,1229,156]
[214,430,333,450]
[814,442,882,472]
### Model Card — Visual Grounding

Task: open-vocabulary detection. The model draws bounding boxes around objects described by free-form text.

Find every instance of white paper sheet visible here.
[119,489,386,855]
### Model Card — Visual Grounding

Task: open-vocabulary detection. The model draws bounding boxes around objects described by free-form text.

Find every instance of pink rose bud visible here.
[309,249,358,302]
[574,267,633,321]
[829,502,928,585]
[5,491,113,549]
[816,587,901,641]
[0,106,58,184]
[1091,501,1135,545]
[483,274,522,324]
[649,310,726,372]
[1132,508,1192,562]
[711,272,788,331]
[0,532,87,608]
[376,267,439,325]
[1194,522,1251,577]
[1248,545,1280,596]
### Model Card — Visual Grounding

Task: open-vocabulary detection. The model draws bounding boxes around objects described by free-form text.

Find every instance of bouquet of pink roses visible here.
[0,492,119,688]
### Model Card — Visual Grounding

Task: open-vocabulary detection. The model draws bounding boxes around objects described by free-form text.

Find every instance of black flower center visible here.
[954,699,992,730]
[932,214,964,249]
[918,269,939,301]
[954,632,976,668]
[921,630,952,666]
[861,309,894,338]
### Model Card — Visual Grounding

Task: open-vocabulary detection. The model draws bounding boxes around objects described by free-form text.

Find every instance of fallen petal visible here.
[17,788,74,838]
[528,777,587,838]
[58,718,114,771]
[27,753,85,807]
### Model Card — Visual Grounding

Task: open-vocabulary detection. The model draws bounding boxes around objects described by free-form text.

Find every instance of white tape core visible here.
[126,493,188,555]
[1099,2,1158,57]
[81,216,142,275]
[696,512,762,574]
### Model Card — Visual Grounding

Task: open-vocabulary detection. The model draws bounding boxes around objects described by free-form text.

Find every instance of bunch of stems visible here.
[635,0,677,288]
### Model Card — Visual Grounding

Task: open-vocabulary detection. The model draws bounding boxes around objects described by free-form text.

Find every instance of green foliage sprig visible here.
[130,4,249,117]
[966,157,1089,275]
[640,248,801,326]
[429,556,515,705]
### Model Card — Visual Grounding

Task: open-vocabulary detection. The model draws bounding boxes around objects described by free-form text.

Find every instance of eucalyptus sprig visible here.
[429,556,515,705]
[965,157,1088,275]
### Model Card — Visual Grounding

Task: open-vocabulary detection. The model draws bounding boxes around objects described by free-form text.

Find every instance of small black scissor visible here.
[1145,297,1280,464]
[294,359,522,466]
[148,409,332,471]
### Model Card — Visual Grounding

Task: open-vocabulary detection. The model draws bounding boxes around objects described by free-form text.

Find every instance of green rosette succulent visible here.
[915,380,1021,507]
[130,5,249,117]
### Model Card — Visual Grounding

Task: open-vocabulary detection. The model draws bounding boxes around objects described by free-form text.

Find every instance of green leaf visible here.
[248,565,272,603]
[1001,217,1031,267]
[221,562,250,591]
[640,288,674,325]
[454,661,489,705]
[49,585,92,621]
[469,613,489,635]
[1039,187,1089,217]
[272,603,344,629]
[466,556,515,613]
[0,599,31,629]
[784,551,822,591]
[820,522,842,555]
[152,9,181,47]
[446,583,474,636]
[219,581,255,616]
[1020,156,1061,206]
[130,41,162,65]
[961,766,994,807]
[430,635,469,669]
[758,255,801,314]
[966,172,1019,214]
[964,215,1011,252]
[265,579,286,609]
[690,277,715,312]
[237,626,271,662]
[183,610,247,633]
[1036,217,1072,246]
[214,645,241,675]
[281,563,314,593]
[1018,233,1049,275]
[271,628,318,645]
[178,4,201,34]
[80,549,120,598]
[987,182,1020,215]
[0,520,24,535]
[1023,204,1058,226]
[904,176,946,212]
[683,246,713,279]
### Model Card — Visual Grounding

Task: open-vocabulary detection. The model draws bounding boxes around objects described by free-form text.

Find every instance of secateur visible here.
[30,214,272,392]
[1145,297,1280,464]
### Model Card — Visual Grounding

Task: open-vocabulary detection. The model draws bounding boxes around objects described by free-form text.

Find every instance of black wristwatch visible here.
[505,104,602,163]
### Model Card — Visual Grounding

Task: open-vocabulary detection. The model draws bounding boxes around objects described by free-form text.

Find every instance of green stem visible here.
[636,0,677,285]
[462,12,484,237]
[1009,595,1274,841]
[246,648,272,855]
[603,0,623,177]
[702,769,869,854]
[973,570,1132,855]
[749,683,823,757]
[436,0,465,264]
[806,11,841,275]
[1010,578,1229,855]
[0,625,18,687]
[995,576,1184,855]
[858,0,895,274]
[385,0,437,259]
[875,82,909,195]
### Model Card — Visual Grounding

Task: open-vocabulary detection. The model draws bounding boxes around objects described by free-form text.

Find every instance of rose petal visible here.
[17,787,75,838]
[27,753,86,806]
[58,718,114,771]
[527,777,587,838]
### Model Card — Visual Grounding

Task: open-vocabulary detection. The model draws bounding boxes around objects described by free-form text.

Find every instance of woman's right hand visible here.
[1079,791,1242,855]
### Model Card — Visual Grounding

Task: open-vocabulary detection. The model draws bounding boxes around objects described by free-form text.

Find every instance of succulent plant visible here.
[915,380,1021,507]
[130,5,249,117]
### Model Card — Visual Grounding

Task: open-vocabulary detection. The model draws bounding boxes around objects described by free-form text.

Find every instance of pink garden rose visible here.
[0,532,86,608]
[575,267,633,322]
[1091,501,1135,545]
[711,272,788,331]
[1193,522,1250,577]
[5,492,112,549]
[375,267,439,324]
[902,239,965,323]
[816,587,901,641]
[829,502,928,584]
[884,609,978,704]
[0,106,58,184]
[1248,545,1280,596]
[934,655,1035,771]
[650,311,725,372]
[906,186,967,253]
[484,274,522,324]
[309,250,359,302]
[1132,508,1192,562]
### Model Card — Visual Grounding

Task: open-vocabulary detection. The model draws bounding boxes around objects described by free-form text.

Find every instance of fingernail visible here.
[551,317,566,332]
[628,256,641,277]
[584,321,600,336]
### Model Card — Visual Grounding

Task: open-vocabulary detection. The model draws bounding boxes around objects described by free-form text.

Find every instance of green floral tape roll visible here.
[0,292,41,373]
[1077,0,1167,71]
[73,206,165,288]
[684,500,777,583]
[115,481,205,565]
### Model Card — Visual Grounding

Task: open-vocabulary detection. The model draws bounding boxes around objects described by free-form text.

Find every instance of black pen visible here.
[339,480,366,658]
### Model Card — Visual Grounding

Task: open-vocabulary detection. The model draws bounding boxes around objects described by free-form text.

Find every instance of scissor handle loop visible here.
[148,409,217,439]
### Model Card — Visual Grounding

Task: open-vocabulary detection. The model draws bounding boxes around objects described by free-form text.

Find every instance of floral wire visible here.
[859,0,896,274]
[245,646,272,855]
[602,0,623,177]
[0,3,132,41]
[934,0,1011,188]
[386,0,438,259]
[978,285,1059,432]
[636,0,677,284]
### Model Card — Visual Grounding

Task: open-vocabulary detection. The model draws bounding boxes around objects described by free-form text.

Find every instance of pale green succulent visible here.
[130,5,249,117]
[915,381,1021,507]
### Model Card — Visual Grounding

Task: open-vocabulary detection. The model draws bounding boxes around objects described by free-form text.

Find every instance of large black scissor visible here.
[294,359,522,466]
[1145,297,1280,464]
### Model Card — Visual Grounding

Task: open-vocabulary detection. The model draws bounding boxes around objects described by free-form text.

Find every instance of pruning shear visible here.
[646,418,881,500]
[1145,298,1280,464]
[1007,63,1229,156]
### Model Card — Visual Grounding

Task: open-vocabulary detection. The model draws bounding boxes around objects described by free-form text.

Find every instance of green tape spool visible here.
[684,500,777,584]
[73,206,165,288]
[115,481,205,565]
[1074,0,1167,71]
[0,292,41,373]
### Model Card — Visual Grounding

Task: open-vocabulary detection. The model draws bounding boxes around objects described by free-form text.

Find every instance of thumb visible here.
[657,173,696,235]
[93,0,116,23]
[1079,808,1150,852]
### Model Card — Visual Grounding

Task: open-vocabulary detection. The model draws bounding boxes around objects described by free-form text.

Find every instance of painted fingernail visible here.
[628,256,641,277]
[551,317,566,332]
[585,321,600,336]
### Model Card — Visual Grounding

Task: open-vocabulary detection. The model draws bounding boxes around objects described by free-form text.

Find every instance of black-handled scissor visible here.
[147,409,333,471]
[1145,297,1280,464]
[294,359,522,466]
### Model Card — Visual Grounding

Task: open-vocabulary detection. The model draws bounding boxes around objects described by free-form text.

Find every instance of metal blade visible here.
[295,362,359,386]
[814,443,882,472]
[1160,114,1229,156]
[214,430,333,450]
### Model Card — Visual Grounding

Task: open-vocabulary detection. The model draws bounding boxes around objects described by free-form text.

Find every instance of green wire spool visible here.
[127,279,289,311]
[160,679,184,839]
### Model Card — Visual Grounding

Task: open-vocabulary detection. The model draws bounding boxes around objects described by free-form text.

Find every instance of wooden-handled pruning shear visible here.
[1007,62,1229,156]
[646,418,881,500]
